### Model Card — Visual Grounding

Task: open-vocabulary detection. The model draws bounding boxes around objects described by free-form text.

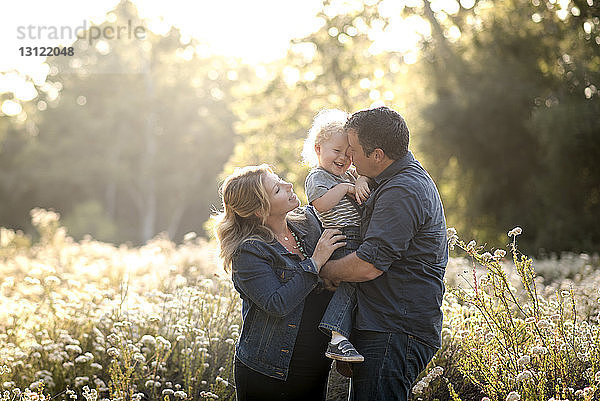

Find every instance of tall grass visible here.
[1,210,599,401]
[1,209,239,401]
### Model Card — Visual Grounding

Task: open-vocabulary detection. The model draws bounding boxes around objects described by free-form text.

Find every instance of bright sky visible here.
[0,0,324,75]
[1,0,463,114]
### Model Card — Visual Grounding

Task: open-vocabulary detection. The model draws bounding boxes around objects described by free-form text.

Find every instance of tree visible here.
[0,0,242,243]
[416,0,600,253]
[224,0,418,202]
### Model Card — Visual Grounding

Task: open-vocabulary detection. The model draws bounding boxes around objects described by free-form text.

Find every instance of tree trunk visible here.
[139,62,157,243]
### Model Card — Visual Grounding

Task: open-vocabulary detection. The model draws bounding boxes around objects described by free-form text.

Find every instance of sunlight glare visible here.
[1,100,22,116]
[291,42,317,64]
[556,9,569,20]
[283,66,300,87]
[352,17,369,34]
[377,0,405,18]
[404,51,418,64]
[446,26,462,42]
[460,0,476,9]
[15,81,38,101]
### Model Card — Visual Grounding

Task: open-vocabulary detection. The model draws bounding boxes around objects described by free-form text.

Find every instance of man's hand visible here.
[354,176,371,204]
[322,278,340,292]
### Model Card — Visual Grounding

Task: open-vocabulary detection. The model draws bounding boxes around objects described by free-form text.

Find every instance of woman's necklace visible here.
[276,228,307,258]
[289,230,308,258]
[276,229,297,248]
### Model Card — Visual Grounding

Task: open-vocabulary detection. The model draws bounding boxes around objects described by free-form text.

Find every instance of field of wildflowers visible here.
[1,209,599,401]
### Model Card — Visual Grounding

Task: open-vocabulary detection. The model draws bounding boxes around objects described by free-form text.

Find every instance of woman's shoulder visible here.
[237,236,273,252]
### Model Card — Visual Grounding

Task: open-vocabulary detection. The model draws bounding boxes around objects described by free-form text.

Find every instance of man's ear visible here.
[373,148,386,162]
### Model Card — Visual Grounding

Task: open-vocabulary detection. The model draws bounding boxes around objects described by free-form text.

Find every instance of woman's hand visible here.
[311,229,345,271]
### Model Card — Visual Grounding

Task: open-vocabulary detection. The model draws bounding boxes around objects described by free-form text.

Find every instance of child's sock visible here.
[330,331,347,345]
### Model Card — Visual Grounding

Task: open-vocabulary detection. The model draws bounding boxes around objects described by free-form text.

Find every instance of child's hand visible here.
[354,176,371,204]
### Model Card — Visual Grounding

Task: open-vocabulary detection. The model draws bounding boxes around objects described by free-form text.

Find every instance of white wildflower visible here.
[466,240,476,252]
[140,335,156,347]
[516,370,532,382]
[107,333,120,345]
[156,336,171,350]
[107,347,120,358]
[75,355,89,364]
[494,249,506,259]
[431,366,444,376]
[517,355,530,367]
[65,345,83,355]
[508,227,523,237]
[538,320,551,329]
[74,376,89,387]
[506,391,521,401]
[532,345,548,355]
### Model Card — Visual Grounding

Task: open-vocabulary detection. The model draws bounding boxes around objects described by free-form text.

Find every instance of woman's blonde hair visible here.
[214,164,276,271]
[302,109,350,167]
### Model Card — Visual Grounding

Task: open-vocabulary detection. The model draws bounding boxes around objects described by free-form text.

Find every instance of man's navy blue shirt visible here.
[354,151,448,348]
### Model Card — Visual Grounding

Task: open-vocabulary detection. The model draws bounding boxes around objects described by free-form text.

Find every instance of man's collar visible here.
[373,151,415,185]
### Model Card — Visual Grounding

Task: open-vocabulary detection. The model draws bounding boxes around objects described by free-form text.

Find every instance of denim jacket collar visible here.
[373,151,415,186]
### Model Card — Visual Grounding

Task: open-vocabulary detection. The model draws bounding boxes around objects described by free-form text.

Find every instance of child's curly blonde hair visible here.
[302,109,350,167]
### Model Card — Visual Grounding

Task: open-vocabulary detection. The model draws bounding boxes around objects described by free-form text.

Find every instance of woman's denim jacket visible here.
[232,207,322,380]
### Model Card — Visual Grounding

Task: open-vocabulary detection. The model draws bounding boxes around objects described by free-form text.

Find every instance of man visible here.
[319,106,448,401]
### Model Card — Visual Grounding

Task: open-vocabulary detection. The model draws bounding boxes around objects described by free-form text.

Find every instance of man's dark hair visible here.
[344,106,409,160]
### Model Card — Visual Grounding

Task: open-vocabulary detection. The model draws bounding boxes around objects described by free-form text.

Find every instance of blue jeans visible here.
[318,226,360,338]
[350,330,438,401]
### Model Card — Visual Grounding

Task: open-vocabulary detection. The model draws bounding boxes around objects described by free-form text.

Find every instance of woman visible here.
[214,164,345,401]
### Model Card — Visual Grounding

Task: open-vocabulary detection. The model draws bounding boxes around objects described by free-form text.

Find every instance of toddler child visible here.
[302,109,370,363]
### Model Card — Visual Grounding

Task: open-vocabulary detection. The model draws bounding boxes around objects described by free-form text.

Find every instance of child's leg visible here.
[319,282,356,339]
[319,283,363,362]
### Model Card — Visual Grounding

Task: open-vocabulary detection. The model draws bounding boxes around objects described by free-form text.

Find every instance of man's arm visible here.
[319,252,383,282]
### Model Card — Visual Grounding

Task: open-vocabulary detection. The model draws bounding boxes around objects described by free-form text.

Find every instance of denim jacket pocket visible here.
[272,263,297,283]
